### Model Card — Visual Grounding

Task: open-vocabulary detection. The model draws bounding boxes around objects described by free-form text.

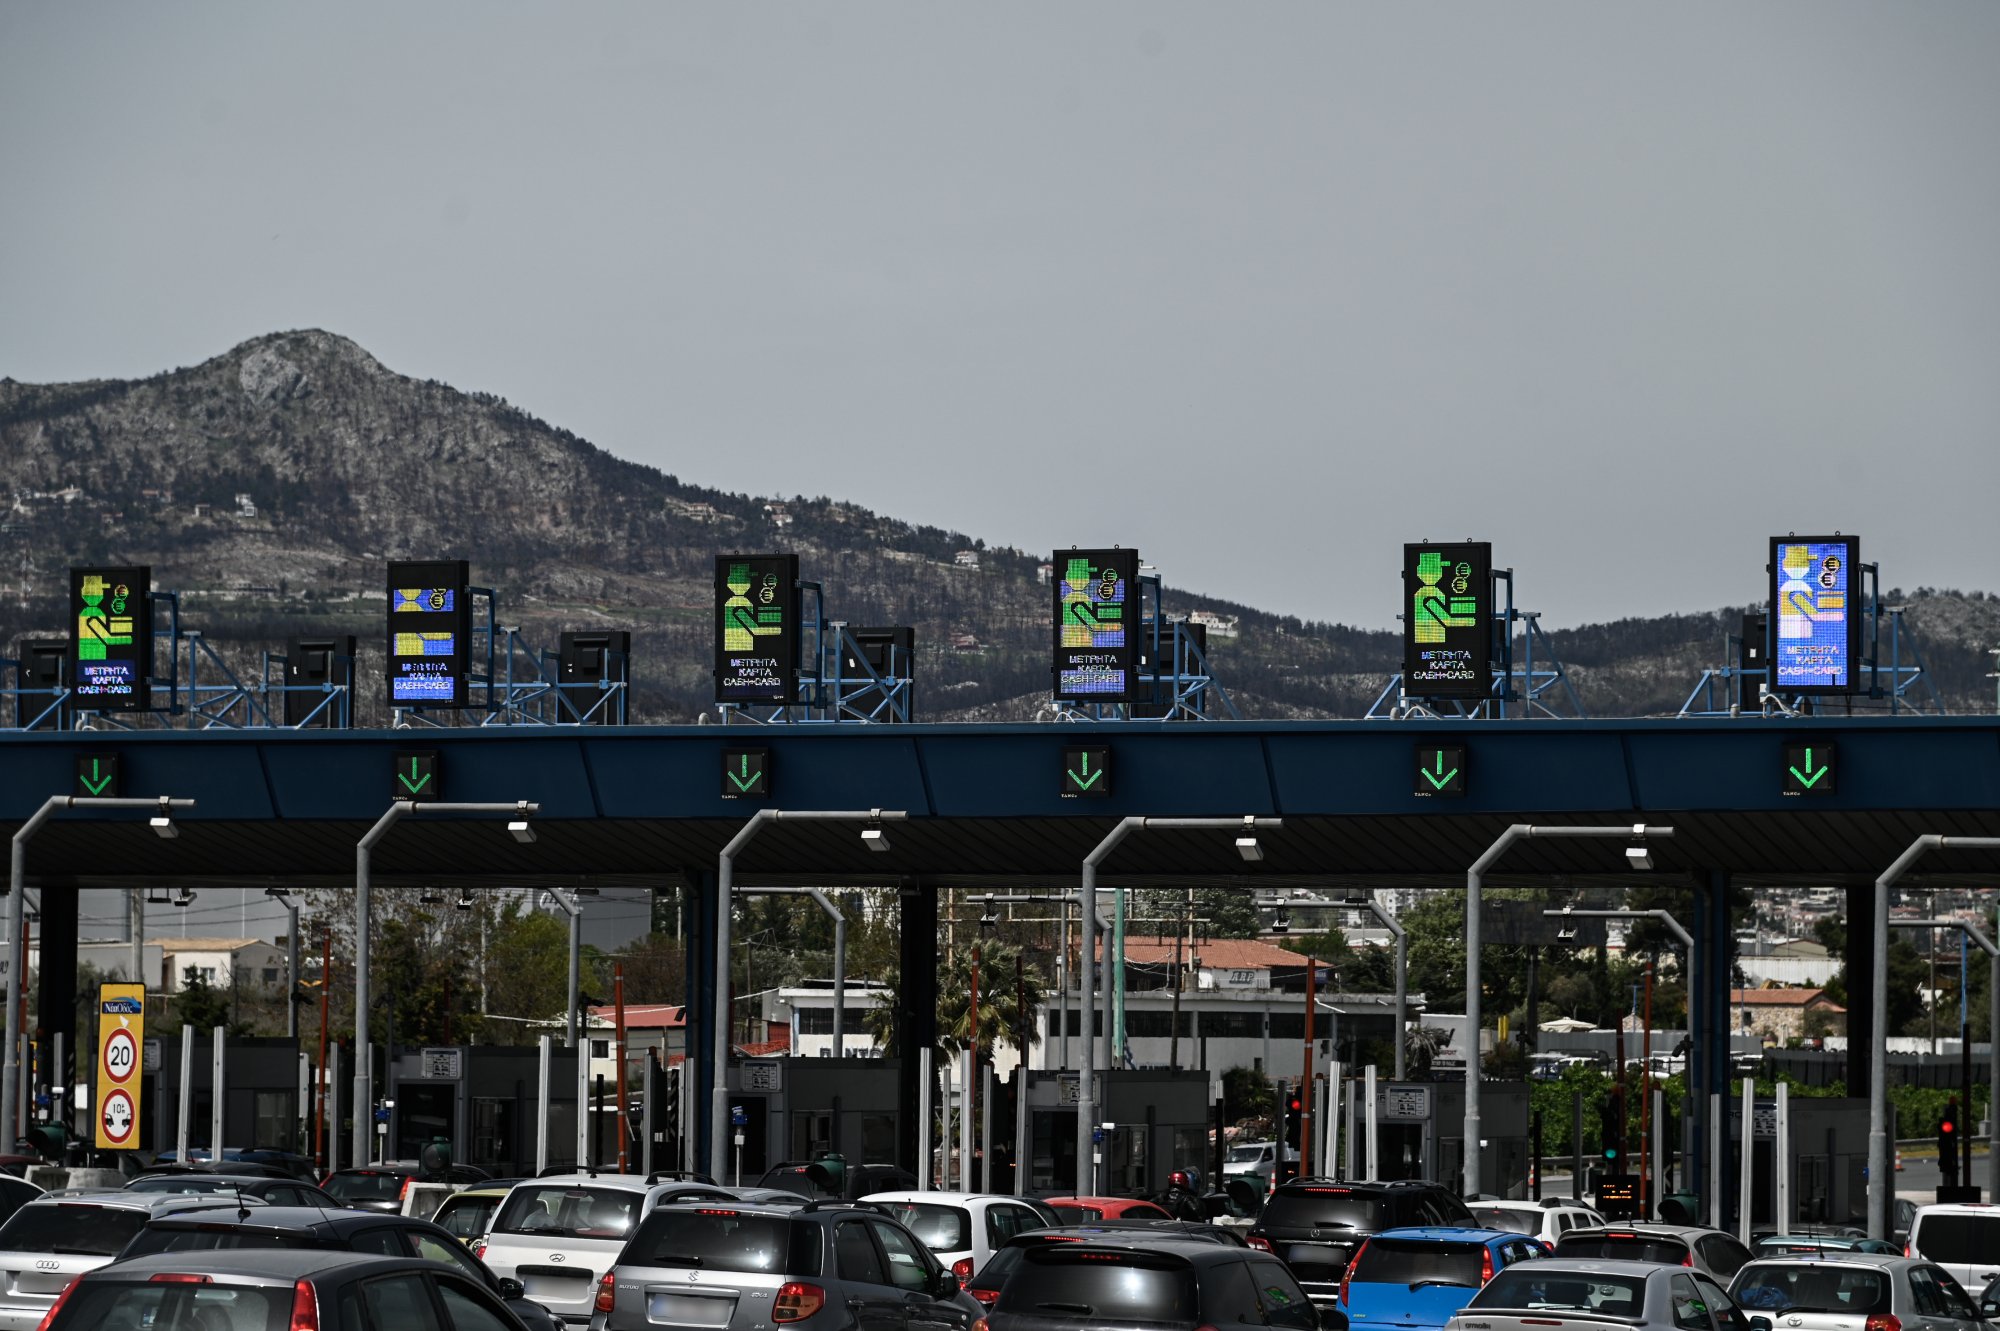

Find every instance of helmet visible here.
[1169,1170,1191,1190]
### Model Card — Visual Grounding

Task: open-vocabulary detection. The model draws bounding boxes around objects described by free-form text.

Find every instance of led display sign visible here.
[69,566,152,711]
[1053,548,1140,701]
[1783,742,1835,797]
[1402,543,1491,700]
[387,560,471,707]
[1769,536,1859,694]
[722,748,771,798]
[1062,746,1112,799]
[715,555,800,704]
[1413,744,1465,797]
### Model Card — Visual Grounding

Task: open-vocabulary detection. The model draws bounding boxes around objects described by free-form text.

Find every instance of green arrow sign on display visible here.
[1413,744,1466,798]
[74,754,121,798]
[1062,746,1112,799]
[1783,742,1835,797]
[393,751,440,802]
[722,748,770,799]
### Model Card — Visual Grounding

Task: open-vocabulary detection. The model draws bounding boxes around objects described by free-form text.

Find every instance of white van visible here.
[1907,1202,2000,1293]
[1222,1139,1296,1189]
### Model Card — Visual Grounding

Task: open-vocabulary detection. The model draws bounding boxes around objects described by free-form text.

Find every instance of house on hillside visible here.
[1731,987,1846,1044]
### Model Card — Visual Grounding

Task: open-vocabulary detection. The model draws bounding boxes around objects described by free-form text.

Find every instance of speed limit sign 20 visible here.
[104,1028,138,1084]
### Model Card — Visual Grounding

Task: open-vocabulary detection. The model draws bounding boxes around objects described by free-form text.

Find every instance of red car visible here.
[1041,1195,1176,1223]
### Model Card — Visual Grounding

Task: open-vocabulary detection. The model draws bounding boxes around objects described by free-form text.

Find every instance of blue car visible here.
[1339,1227,1543,1331]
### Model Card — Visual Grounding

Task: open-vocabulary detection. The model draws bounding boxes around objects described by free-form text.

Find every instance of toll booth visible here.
[384,1044,581,1177]
[145,1034,303,1158]
[1022,1069,1212,1195]
[1727,1094,1868,1231]
[1350,1079,1532,1199]
[722,1057,903,1183]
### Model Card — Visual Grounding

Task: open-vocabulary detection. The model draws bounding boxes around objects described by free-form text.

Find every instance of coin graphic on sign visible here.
[104,1028,138,1084]
[101,1089,136,1146]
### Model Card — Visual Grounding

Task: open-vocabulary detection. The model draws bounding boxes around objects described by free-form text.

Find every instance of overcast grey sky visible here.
[4,4,1995,627]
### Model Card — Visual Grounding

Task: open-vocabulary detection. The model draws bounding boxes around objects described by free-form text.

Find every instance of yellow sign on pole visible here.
[95,983,145,1150]
[1497,1014,1510,1044]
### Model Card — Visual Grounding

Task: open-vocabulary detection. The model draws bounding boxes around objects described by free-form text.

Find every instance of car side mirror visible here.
[936,1270,962,1299]
[1748,1317,1773,1331]
[498,1278,525,1301]
[1318,1304,1349,1331]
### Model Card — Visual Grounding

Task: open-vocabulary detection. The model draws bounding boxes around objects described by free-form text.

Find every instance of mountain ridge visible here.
[4,331,1993,724]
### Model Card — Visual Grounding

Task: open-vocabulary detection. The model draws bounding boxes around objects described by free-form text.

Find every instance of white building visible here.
[157,937,290,992]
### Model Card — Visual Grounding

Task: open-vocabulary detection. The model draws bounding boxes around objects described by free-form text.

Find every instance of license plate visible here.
[647,1292,737,1327]
[524,1275,590,1301]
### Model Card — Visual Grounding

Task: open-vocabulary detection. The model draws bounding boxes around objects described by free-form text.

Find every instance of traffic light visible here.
[1283,1083,1303,1151]
[1600,1090,1626,1168]
[1939,1098,1960,1188]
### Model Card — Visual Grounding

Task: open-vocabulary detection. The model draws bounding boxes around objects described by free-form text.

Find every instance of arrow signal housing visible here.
[721,747,771,799]
[1782,741,1836,797]
[75,753,122,798]
[393,751,441,802]
[1061,746,1112,800]
[1413,743,1467,798]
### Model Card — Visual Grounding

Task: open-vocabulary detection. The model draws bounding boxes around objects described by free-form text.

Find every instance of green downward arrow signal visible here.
[398,759,432,794]
[1067,752,1104,791]
[1421,750,1459,790]
[79,759,112,795]
[727,755,762,792]
[1789,748,1829,789]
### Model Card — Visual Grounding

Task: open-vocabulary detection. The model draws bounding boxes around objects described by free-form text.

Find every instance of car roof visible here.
[1495,1259,1677,1278]
[19,1193,256,1216]
[103,1249,442,1282]
[863,1191,1026,1206]
[1567,1224,1714,1240]
[1372,1227,1526,1243]
[440,1186,514,1200]
[1913,1203,2000,1216]
[145,1205,425,1232]
[1741,1254,1915,1270]
[130,1173,302,1187]
[1023,1239,1251,1267]
[1001,1224,1235,1249]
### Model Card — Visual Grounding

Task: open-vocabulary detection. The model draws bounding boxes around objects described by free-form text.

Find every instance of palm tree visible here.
[863,940,1049,1064]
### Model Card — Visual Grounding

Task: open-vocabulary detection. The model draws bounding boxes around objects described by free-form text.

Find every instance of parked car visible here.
[475,1174,743,1325]
[981,1236,1320,1331]
[1751,1233,1899,1257]
[36,1249,537,1331]
[756,1159,919,1200]
[1041,1195,1177,1222]
[1338,1227,1543,1331]
[963,1224,1248,1309]
[1224,1140,1300,1191]
[588,1197,979,1331]
[1466,1200,1603,1247]
[1979,1274,2000,1319]
[116,1203,562,1331]
[1905,1202,2000,1293]
[123,1171,343,1208]
[1553,1223,1756,1282]
[1731,1254,1984,1331]
[1444,1258,1747,1331]
[862,1191,1060,1282]
[1246,1178,1476,1307]
[320,1161,492,1213]
[0,1192,259,1330]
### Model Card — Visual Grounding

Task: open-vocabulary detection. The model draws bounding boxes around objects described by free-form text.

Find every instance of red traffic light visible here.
[1941,1119,1955,1135]
[1288,1097,1302,1111]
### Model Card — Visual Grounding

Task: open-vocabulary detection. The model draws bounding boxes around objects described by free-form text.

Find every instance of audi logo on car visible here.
[35,1260,60,1271]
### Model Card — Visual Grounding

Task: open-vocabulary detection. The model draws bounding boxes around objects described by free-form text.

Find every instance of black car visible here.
[982,1238,1328,1331]
[1245,1178,1473,1307]
[41,1249,533,1331]
[756,1160,919,1200]
[116,1204,560,1331]
[321,1162,492,1213]
[124,1171,343,1208]
[965,1224,1251,1308]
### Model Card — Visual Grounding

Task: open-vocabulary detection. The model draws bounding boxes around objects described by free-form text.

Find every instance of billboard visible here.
[1769,536,1859,694]
[69,567,152,710]
[1054,548,1140,701]
[715,555,801,704]
[1402,543,1491,700]
[387,560,471,707]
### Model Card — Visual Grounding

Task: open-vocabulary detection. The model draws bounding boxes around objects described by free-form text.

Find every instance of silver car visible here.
[1731,1255,1985,1331]
[1447,1258,1749,1331]
[0,1193,261,1330]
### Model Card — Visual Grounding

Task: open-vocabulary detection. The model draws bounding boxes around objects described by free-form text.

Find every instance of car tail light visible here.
[970,1288,1000,1308]
[1481,1248,1494,1284]
[696,1209,740,1217]
[1246,1236,1272,1252]
[1865,1316,1901,1331]
[399,1178,413,1202]
[595,1273,617,1315]
[472,1240,486,1261]
[149,1275,214,1284]
[973,1320,990,1331]
[1681,1251,1694,1268]
[33,1277,81,1331]
[290,1280,319,1331]
[774,1283,826,1322]
[1339,1239,1370,1305]
[953,1258,975,1281]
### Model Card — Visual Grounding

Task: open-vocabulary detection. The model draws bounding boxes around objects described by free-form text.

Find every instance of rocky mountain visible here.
[3,331,1994,724]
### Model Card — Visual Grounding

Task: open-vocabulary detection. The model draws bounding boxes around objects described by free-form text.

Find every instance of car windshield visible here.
[757,1166,838,1198]
[1351,1239,1486,1287]
[1915,1215,2000,1265]
[48,1280,290,1331]
[1259,1189,1387,1231]
[1556,1234,1690,1265]
[0,1204,148,1256]
[1226,1146,1267,1163]
[876,1202,971,1252]
[1468,1207,1539,1236]
[436,1198,500,1240]
[1049,1205,1100,1224]
[122,1227,317,1259]
[322,1172,405,1204]
[996,1249,1197,1321]
[625,1209,820,1276]
[1732,1265,1889,1314]
[1472,1270,1650,1318]
[492,1185,642,1239]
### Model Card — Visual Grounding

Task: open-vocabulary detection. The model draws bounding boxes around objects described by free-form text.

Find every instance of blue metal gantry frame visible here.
[718,580,917,726]
[1052,574,1243,723]
[1678,562,1947,718]
[1367,568,1587,720]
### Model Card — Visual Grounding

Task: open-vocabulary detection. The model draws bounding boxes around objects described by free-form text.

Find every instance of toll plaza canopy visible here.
[3,715,1998,888]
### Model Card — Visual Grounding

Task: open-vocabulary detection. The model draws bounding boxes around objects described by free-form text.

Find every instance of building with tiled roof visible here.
[1730,987,1846,1044]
